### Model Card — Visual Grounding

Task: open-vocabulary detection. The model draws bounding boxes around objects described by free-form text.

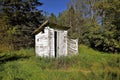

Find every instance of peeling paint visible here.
[35,26,78,57]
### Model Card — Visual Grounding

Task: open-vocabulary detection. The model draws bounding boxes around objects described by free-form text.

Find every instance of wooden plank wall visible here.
[67,38,78,55]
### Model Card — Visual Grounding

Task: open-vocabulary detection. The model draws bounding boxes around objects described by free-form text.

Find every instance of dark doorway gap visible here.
[54,31,57,58]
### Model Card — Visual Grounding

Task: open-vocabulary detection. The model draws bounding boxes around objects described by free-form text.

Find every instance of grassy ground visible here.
[0,45,120,80]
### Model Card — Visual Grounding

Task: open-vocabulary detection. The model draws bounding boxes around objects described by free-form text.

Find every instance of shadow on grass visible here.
[0,54,30,64]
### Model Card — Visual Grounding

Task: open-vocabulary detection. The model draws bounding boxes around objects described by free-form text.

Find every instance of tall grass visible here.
[0,45,120,80]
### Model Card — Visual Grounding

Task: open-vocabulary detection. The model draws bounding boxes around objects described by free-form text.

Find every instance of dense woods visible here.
[0,0,44,51]
[0,0,120,53]
[49,0,120,53]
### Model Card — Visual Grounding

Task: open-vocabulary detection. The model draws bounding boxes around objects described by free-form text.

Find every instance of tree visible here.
[0,0,44,50]
[58,0,100,44]
[58,6,84,41]
[88,0,120,53]
[48,13,57,23]
[56,0,120,53]
[0,0,43,26]
[0,18,13,52]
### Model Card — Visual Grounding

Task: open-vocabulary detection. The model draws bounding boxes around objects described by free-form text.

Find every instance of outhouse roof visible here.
[32,20,70,34]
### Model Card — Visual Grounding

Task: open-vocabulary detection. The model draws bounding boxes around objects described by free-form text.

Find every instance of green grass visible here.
[0,45,120,80]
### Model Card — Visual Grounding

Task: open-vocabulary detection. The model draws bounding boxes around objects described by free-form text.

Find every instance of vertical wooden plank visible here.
[35,27,50,57]
[49,28,55,57]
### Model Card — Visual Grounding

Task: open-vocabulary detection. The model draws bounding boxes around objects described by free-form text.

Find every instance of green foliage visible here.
[0,0,44,50]
[88,0,120,53]
[0,46,120,80]
[56,0,101,45]
[60,0,120,53]
[0,19,14,52]
[48,13,57,23]
[0,0,43,26]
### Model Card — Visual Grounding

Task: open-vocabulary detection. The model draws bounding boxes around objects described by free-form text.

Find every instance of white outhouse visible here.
[32,20,78,57]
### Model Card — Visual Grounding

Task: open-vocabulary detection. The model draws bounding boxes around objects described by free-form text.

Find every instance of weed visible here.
[0,45,120,80]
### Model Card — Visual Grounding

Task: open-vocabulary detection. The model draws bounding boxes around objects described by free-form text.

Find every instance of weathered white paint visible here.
[35,26,68,57]
[35,27,50,57]
[56,30,68,57]
[67,38,78,55]
[34,20,78,58]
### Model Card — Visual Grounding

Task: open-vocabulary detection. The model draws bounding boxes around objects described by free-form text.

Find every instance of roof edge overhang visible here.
[32,20,70,35]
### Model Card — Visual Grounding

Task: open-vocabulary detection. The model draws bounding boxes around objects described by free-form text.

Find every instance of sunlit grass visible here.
[0,45,120,80]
